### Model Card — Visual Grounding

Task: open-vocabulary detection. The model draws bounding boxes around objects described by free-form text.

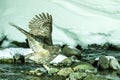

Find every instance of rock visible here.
[29,70,36,75]
[60,58,72,66]
[69,72,87,80]
[35,67,47,73]
[109,57,120,70]
[83,74,107,80]
[97,55,109,70]
[62,45,81,58]
[28,68,43,76]
[50,54,67,64]
[73,62,95,72]
[35,72,42,76]
[96,55,120,70]
[57,67,73,77]
[48,67,59,75]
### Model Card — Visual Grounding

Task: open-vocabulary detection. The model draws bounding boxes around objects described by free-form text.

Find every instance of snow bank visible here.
[0,0,120,48]
[0,48,33,59]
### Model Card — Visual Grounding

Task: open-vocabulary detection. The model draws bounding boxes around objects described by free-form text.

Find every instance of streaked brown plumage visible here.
[29,13,53,45]
[10,13,55,64]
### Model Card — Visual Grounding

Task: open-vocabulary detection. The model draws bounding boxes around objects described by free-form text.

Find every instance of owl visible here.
[10,13,53,53]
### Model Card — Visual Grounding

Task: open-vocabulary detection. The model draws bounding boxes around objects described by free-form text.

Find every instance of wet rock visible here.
[96,55,120,70]
[60,58,72,66]
[97,55,109,70]
[61,45,81,58]
[109,57,120,70]
[48,67,59,75]
[69,56,80,63]
[73,62,95,72]
[83,74,107,80]
[57,67,73,77]
[28,68,43,76]
[68,72,87,80]
[35,67,47,73]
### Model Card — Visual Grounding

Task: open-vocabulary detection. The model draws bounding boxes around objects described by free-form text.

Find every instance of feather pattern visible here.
[28,13,53,45]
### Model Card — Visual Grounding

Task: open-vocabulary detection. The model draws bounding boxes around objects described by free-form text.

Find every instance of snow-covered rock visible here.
[50,54,67,64]
[95,55,120,70]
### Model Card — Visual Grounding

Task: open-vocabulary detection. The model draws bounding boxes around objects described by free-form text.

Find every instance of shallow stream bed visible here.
[0,50,120,80]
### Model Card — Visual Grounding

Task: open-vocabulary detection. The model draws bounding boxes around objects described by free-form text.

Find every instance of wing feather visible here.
[29,13,53,45]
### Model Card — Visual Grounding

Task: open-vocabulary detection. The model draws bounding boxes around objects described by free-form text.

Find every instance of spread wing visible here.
[29,13,53,45]
[9,23,45,53]
[28,13,53,45]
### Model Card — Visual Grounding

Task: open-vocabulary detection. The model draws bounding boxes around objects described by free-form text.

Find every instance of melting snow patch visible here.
[0,48,33,59]
[50,54,67,64]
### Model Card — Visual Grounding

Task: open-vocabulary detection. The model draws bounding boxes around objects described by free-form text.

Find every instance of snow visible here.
[0,48,33,59]
[0,0,120,48]
[50,54,67,64]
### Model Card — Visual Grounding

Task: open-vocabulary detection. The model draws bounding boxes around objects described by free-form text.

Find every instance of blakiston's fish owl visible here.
[10,13,53,53]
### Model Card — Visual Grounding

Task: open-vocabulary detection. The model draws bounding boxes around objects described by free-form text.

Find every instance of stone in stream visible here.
[97,55,109,70]
[73,62,95,72]
[109,57,120,70]
[95,55,120,70]
[57,67,73,77]
[61,44,81,58]
[68,72,87,80]
[48,67,59,75]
